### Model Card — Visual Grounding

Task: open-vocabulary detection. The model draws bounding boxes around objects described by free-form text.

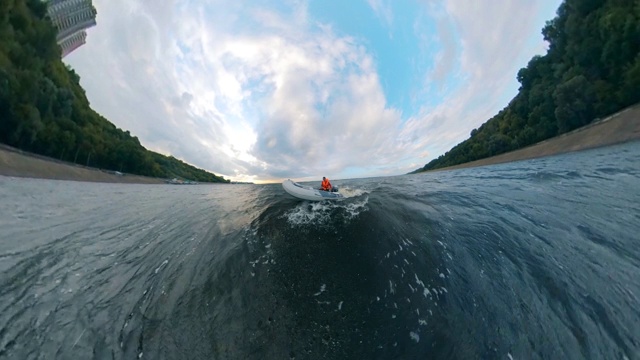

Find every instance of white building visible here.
[58,30,87,58]
[45,0,97,57]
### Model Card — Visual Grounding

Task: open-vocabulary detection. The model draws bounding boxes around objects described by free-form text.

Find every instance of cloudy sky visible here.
[65,0,562,183]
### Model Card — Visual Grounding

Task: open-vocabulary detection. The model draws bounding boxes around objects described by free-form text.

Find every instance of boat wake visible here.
[337,186,369,198]
[283,193,369,226]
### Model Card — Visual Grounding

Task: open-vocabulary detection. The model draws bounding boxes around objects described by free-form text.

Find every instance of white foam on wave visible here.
[409,331,420,343]
[313,284,326,296]
[283,195,369,226]
[423,288,431,298]
[284,202,332,225]
[338,186,369,198]
[154,259,168,274]
[343,198,369,219]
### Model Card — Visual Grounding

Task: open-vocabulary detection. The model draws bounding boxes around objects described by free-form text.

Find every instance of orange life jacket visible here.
[321,178,331,190]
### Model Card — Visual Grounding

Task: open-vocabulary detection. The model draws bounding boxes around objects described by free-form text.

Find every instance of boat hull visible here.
[282,179,344,201]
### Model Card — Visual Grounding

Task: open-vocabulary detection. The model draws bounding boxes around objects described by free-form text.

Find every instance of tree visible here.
[553,75,595,133]
[417,0,640,172]
[0,0,229,183]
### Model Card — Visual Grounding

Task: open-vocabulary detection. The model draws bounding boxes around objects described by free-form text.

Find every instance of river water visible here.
[1,141,639,359]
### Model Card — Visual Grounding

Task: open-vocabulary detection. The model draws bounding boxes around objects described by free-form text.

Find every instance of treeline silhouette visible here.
[416,0,639,172]
[0,0,229,183]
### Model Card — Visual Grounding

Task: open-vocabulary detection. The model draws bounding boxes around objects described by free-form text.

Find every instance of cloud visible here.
[428,17,458,86]
[367,0,394,29]
[67,0,559,181]
[67,0,409,182]
[407,0,555,163]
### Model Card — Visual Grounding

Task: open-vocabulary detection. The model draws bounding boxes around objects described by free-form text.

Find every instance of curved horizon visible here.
[65,0,561,183]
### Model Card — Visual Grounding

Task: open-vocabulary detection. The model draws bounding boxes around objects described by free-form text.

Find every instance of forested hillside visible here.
[416,0,639,172]
[0,0,229,183]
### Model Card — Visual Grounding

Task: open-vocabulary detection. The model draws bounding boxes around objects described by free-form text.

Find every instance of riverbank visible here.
[427,103,640,172]
[0,144,165,184]
[2,104,639,183]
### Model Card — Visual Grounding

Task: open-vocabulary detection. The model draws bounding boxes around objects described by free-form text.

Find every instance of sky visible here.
[65,0,562,183]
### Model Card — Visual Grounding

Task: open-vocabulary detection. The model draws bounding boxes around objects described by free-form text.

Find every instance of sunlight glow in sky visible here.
[66,0,562,183]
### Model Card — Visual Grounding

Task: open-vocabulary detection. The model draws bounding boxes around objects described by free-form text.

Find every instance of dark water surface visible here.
[1,141,639,359]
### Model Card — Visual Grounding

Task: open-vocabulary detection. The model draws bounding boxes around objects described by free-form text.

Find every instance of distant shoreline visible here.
[0,144,166,184]
[1,104,638,184]
[423,104,640,173]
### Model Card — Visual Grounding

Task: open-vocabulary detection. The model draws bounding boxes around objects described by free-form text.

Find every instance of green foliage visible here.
[417,0,640,172]
[0,0,229,183]
[553,75,596,133]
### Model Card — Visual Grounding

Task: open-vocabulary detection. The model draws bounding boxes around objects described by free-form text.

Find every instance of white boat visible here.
[282,179,344,201]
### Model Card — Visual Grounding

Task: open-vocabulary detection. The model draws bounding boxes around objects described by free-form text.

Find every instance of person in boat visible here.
[320,176,332,191]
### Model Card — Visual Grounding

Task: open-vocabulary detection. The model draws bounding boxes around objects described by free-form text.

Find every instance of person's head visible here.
[323,177,326,180]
